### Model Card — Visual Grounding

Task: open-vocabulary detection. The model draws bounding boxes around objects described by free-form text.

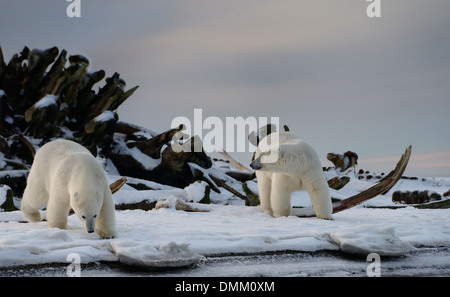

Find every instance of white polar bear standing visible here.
[250,132,333,220]
[21,139,117,238]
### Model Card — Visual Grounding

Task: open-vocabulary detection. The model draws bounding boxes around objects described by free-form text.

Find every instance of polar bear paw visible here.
[97,229,117,239]
[316,214,334,220]
[23,209,42,223]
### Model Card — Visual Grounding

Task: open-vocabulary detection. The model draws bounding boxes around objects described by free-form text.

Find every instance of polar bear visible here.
[250,132,333,220]
[21,139,117,238]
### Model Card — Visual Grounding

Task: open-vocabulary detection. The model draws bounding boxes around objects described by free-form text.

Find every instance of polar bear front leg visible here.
[96,190,117,239]
[255,171,273,216]
[46,194,70,229]
[270,174,294,217]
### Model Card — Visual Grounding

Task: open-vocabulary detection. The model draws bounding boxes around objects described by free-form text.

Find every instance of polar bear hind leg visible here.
[21,202,42,223]
[21,181,48,223]
[302,177,333,220]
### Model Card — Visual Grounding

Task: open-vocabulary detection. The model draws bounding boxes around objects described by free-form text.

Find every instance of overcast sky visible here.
[1,0,449,176]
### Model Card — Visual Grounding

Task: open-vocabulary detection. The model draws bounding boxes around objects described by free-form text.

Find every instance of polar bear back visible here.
[255,132,322,176]
[32,139,91,171]
[30,139,106,190]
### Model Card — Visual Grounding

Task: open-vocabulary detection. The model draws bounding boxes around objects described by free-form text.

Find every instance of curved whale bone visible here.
[292,145,412,218]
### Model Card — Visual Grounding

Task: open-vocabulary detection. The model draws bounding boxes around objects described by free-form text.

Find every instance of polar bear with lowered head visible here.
[250,132,333,220]
[21,139,117,238]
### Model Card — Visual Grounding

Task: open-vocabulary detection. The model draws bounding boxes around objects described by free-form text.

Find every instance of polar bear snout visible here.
[250,158,262,170]
[80,213,97,233]
[84,218,96,233]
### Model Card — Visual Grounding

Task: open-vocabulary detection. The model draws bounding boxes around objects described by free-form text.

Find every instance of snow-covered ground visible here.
[0,171,449,276]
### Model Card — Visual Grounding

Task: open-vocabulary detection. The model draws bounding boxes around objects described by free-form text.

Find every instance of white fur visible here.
[21,139,117,238]
[251,132,333,220]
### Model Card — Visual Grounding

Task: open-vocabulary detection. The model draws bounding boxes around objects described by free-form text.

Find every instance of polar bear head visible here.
[250,133,281,168]
[70,190,104,233]
[250,132,309,177]
[250,147,295,176]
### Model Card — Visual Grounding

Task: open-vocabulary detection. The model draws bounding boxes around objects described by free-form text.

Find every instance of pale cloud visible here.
[358,150,450,177]
[362,150,450,166]
[409,151,450,168]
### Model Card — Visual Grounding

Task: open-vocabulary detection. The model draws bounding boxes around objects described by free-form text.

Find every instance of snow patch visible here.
[0,185,11,208]
[327,226,413,256]
[93,110,116,122]
[33,94,58,108]
[112,241,203,267]
[185,181,208,202]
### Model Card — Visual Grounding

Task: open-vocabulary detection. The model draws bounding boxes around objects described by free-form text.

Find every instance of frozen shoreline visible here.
[1,247,449,277]
[1,205,449,272]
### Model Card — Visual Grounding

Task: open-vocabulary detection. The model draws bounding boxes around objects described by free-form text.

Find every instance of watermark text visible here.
[171,109,280,163]
[366,253,381,277]
[66,0,81,18]
[66,253,81,277]
[366,0,381,18]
